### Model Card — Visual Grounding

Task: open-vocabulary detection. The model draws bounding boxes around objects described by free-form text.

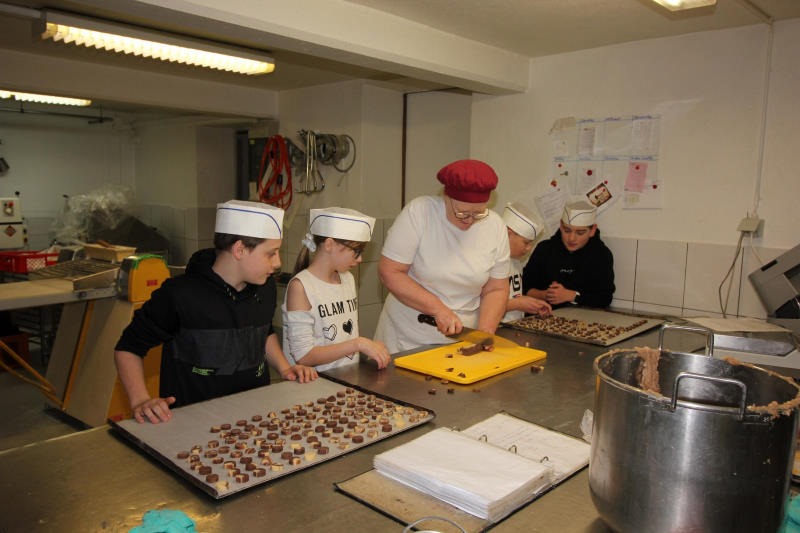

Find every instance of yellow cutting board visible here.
[394,341,546,384]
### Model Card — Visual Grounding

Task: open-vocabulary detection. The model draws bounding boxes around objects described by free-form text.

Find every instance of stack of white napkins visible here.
[373,427,552,521]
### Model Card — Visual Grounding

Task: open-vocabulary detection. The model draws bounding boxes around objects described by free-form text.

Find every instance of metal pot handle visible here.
[658,323,715,355]
[671,372,748,420]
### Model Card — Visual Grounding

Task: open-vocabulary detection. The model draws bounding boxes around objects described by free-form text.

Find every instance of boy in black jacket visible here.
[115,200,317,424]
[522,201,615,309]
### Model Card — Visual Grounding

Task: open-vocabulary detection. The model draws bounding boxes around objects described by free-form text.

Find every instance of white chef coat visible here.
[282,269,360,372]
[374,196,510,353]
[502,257,525,322]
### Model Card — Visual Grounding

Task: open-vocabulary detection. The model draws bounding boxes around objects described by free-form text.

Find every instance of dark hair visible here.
[292,236,367,275]
[214,233,265,252]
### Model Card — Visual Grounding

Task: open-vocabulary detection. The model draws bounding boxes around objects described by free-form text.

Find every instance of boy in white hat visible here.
[501,202,552,321]
[283,207,390,372]
[522,200,615,308]
[115,200,318,424]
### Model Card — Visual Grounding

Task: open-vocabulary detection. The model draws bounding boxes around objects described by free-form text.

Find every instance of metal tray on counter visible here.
[504,307,664,346]
[110,376,435,499]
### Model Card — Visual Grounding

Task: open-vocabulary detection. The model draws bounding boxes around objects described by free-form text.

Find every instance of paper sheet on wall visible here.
[623,158,661,209]
[535,188,569,234]
[547,114,662,213]
[578,122,598,158]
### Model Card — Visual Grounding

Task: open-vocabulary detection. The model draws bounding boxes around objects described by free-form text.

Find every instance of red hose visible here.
[257,135,293,209]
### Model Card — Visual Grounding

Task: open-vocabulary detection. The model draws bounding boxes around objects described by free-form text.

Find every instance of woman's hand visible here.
[433,309,464,336]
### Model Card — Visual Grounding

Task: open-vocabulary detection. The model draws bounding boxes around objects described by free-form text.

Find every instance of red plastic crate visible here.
[0,251,59,273]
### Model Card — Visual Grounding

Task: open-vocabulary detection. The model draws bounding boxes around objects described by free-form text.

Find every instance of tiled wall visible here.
[604,236,785,320]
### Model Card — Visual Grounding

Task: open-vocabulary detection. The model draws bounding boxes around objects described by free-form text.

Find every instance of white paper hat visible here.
[502,202,546,241]
[309,207,375,242]
[561,201,597,227]
[215,200,284,239]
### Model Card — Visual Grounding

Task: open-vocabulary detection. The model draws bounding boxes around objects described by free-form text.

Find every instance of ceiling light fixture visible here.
[0,89,92,106]
[650,0,717,11]
[39,10,275,76]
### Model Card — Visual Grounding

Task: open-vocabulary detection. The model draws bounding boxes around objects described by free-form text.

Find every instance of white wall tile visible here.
[359,303,382,339]
[681,308,725,319]
[610,298,634,312]
[603,236,636,301]
[362,218,383,263]
[738,246,788,318]
[197,207,216,238]
[357,260,382,306]
[172,208,186,240]
[683,242,740,316]
[285,213,308,255]
[185,208,199,240]
[634,240,687,307]
[633,301,682,318]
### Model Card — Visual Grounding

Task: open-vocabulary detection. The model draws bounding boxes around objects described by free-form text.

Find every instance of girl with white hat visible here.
[283,207,390,371]
[501,202,552,322]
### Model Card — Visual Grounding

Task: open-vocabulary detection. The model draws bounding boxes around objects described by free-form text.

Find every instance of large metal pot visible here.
[590,326,800,533]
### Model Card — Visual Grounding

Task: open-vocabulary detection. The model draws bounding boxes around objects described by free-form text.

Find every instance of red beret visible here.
[436,159,499,203]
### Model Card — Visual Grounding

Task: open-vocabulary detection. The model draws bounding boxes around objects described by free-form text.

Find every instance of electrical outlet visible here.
[737,216,763,235]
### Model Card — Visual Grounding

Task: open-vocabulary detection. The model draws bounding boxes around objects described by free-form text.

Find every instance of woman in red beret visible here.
[374,159,511,353]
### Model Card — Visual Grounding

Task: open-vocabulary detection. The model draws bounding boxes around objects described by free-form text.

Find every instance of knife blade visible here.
[417,314,522,350]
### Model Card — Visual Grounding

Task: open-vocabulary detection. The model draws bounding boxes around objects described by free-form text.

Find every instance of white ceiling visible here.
[1,0,799,116]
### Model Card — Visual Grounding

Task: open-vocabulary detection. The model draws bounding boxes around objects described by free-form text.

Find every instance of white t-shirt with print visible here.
[282,269,360,372]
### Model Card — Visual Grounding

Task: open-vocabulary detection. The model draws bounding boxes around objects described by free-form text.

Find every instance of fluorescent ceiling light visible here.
[0,89,91,106]
[40,10,274,76]
[650,0,717,11]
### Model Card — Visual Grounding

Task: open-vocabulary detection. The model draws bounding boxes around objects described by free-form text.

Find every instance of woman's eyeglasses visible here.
[449,196,489,221]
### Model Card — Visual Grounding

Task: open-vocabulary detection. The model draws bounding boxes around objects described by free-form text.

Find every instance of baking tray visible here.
[109,376,435,499]
[394,342,546,384]
[504,307,664,346]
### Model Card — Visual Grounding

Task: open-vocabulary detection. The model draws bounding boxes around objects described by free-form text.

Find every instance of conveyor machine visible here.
[0,254,170,426]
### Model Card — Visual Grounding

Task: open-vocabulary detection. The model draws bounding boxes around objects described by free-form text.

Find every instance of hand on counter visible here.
[133,396,176,424]
[545,282,577,306]
[280,364,318,383]
[358,338,391,369]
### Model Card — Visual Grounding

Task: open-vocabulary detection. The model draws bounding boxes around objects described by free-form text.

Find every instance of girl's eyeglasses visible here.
[448,196,489,221]
[339,241,365,258]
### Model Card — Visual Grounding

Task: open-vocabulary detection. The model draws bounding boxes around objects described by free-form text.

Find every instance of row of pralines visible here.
[174,388,431,492]
[513,316,649,340]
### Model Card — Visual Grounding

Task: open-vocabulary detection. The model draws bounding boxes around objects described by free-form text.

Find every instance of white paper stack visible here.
[373,427,552,521]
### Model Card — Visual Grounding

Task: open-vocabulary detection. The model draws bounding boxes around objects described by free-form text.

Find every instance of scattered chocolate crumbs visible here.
[428,389,437,395]
[447,388,455,394]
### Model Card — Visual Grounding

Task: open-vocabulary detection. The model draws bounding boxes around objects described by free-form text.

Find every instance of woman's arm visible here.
[477,276,510,333]
[378,256,462,335]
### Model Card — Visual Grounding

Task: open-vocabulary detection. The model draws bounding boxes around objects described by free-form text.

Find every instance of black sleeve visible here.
[576,246,615,308]
[114,281,179,357]
[522,241,550,293]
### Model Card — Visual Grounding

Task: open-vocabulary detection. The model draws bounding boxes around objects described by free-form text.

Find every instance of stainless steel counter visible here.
[0,327,665,532]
